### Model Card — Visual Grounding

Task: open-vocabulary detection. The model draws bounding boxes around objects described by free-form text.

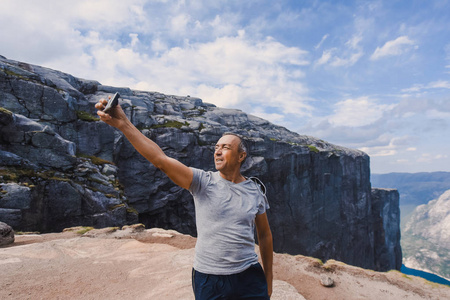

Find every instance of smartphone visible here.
[103,92,120,113]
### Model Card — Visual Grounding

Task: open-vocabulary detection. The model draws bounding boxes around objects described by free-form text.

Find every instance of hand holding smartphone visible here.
[103,92,120,113]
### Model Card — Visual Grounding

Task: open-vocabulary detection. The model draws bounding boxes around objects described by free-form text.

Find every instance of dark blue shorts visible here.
[192,263,270,300]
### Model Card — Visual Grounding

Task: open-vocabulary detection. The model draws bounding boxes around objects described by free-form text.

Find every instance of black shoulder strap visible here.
[249,177,266,196]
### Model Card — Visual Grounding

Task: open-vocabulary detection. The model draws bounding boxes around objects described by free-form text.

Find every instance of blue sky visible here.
[1,0,449,173]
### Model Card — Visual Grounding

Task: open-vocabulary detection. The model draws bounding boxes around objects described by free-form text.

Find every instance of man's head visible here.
[214,133,248,172]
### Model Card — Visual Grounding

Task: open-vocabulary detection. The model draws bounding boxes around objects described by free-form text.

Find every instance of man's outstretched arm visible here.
[96,99,193,190]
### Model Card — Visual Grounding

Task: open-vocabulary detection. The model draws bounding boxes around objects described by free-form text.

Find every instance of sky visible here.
[1,0,449,174]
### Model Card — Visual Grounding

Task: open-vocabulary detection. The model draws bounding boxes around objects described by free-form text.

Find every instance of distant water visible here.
[401,264,450,286]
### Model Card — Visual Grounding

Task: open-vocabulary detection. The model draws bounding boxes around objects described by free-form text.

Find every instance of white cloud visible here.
[396,159,409,164]
[129,34,140,48]
[0,0,148,65]
[52,31,311,118]
[417,153,449,163]
[370,36,416,60]
[329,51,364,67]
[359,136,413,157]
[346,34,363,49]
[250,107,285,125]
[393,98,449,115]
[0,0,313,119]
[195,84,244,107]
[316,49,334,66]
[426,109,450,119]
[151,37,169,53]
[208,15,239,37]
[359,146,396,157]
[445,43,450,72]
[328,97,392,127]
[315,48,363,67]
[314,34,329,49]
[315,34,363,67]
[428,80,450,89]
[401,84,422,93]
[147,34,312,115]
[301,94,450,173]
[170,13,191,34]
[401,80,450,94]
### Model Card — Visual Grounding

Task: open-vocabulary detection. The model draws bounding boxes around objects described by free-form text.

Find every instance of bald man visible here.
[96,98,273,299]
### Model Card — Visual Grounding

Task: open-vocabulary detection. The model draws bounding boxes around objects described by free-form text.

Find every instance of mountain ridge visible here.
[402,189,450,280]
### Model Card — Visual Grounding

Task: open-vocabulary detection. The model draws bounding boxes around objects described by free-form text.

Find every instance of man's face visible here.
[214,135,245,172]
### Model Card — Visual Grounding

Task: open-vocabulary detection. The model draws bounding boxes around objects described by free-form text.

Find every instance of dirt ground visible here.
[1,227,449,300]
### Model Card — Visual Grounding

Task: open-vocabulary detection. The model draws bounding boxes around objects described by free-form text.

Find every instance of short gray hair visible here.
[222,132,248,165]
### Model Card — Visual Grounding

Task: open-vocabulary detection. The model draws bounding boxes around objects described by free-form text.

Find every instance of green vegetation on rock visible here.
[76,110,100,122]
[77,153,114,165]
[308,145,319,153]
[151,120,190,129]
[0,106,13,116]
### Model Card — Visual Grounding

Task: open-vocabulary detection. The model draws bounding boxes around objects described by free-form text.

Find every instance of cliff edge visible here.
[1,228,448,300]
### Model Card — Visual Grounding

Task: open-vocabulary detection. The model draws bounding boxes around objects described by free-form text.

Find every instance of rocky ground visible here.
[1,227,449,300]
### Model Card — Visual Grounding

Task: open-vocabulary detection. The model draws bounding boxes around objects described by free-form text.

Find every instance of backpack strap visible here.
[249,177,266,196]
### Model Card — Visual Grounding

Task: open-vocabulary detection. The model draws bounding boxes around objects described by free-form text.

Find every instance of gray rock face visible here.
[371,188,402,271]
[0,56,401,271]
[0,183,32,209]
[0,221,14,246]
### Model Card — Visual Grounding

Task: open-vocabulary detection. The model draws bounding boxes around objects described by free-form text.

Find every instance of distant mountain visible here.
[402,190,450,281]
[371,172,450,227]
[371,172,450,206]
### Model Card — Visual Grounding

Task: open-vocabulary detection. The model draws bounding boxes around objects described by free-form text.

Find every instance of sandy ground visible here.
[1,228,449,300]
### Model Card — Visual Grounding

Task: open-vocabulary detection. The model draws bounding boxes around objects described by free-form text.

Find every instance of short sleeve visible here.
[257,194,269,215]
[249,177,269,215]
[189,167,210,196]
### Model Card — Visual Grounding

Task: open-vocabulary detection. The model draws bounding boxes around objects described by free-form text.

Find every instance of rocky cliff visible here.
[371,188,402,271]
[0,55,401,271]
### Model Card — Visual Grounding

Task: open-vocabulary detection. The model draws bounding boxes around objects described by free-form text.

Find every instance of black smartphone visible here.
[103,92,120,113]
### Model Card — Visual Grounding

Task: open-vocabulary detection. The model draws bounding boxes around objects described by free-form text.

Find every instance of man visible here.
[96,98,273,299]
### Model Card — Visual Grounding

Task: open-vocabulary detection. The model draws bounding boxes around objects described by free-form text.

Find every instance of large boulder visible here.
[0,221,14,246]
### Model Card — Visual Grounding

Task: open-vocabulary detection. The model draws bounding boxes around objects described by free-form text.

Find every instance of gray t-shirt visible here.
[189,168,269,275]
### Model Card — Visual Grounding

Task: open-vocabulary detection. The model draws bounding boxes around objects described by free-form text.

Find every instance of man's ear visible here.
[239,152,247,163]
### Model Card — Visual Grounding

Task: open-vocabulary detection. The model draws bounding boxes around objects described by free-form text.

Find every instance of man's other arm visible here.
[256,212,273,297]
[96,100,193,190]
